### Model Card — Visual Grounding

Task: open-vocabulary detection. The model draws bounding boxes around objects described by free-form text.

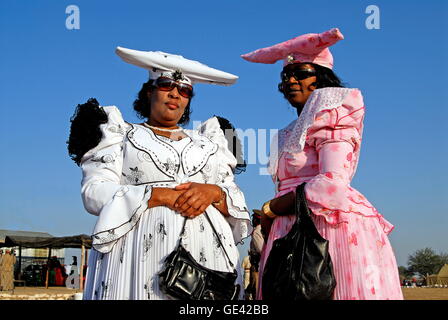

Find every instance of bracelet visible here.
[212,188,226,207]
[262,200,277,219]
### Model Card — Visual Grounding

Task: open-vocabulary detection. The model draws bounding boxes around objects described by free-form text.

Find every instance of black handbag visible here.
[159,212,240,300]
[262,183,337,300]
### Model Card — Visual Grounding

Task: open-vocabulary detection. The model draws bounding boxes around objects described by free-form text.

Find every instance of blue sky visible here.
[0,0,446,268]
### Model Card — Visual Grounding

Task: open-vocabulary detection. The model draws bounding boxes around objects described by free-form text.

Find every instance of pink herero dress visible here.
[258,87,403,300]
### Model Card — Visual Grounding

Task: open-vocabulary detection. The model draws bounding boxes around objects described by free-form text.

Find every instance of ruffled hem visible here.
[91,185,153,253]
[305,176,379,216]
[306,201,395,235]
[220,186,252,245]
[304,177,394,234]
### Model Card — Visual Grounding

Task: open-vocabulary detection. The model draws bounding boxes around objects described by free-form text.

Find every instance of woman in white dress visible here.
[68,48,251,300]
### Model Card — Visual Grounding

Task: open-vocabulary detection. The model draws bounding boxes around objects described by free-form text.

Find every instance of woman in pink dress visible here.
[242,28,403,300]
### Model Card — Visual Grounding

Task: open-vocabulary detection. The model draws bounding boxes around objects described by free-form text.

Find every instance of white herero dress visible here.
[80,106,252,300]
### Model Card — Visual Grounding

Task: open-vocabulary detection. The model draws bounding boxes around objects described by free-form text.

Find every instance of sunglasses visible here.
[280,68,316,83]
[278,68,316,93]
[154,77,194,98]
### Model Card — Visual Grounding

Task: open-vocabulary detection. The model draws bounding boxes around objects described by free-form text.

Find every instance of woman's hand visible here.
[148,188,185,211]
[269,191,295,216]
[174,182,222,218]
[259,191,295,240]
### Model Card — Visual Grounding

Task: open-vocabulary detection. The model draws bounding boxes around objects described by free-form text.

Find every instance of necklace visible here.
[143,123,184,133]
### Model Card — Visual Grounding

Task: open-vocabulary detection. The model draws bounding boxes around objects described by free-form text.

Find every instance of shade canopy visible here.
[0,234,92,249]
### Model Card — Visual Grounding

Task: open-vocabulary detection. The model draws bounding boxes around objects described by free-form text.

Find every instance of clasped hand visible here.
[168,182,221,218]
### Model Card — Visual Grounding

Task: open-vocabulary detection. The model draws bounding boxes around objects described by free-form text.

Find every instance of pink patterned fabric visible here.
[258,89,403,300]
[241,28,344,69]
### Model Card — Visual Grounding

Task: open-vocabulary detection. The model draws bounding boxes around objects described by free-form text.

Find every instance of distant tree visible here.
[407,248,446,276]
[398,266,413,278]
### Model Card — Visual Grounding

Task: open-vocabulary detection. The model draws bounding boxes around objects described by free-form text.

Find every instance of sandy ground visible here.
[0,286,82,300]
[402,287,448,300]
[0,286,447,300]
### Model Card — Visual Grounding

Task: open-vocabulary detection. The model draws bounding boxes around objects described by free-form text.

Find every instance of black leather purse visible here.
[159,212,240,300]
[262,183,337,300]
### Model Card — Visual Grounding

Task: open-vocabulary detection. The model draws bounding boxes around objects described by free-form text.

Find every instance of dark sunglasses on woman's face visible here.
[154,77,194,98]
[280,68,316,83]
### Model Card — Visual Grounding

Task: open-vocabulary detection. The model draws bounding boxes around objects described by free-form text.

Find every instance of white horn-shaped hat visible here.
[116,46,238,86]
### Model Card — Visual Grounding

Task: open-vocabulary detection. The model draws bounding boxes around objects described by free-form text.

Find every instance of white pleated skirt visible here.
[83,206,243,300]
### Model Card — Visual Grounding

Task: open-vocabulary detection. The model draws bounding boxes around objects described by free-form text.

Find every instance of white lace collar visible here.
[268,87,353,179]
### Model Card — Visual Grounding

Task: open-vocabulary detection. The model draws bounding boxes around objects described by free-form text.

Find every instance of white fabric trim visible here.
[268,87,353,183]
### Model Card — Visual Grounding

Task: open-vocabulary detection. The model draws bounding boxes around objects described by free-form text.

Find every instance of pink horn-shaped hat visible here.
[241,28,344,69]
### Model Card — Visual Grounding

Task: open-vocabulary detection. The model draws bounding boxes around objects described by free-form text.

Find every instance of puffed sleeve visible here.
[80,106,153,253]
[305,89,394,234]
[199,117,252,244]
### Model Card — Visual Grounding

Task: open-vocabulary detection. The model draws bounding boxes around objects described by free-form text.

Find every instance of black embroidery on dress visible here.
[91,154,115,164]
[162,158,177,172]
[142,233,153,260]
[213,233,223,249]
[200,169,209,184]
[213,233,225,257]
[144,283,151,300]
[107,123,125,135]
[199,248,207,263]
[180,134,218,176]
[200,163,212,184]
[119,237,126,264]
[127,125,180,178]
[199,218,205,232]
[217,171,231,184]
[101,280,111,299]
[157,223,167,240]
[145,276,156,299]
[122,166,144,184]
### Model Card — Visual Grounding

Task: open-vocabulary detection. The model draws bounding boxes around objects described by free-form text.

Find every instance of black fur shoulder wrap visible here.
[67,98,108,166]
[66,102,247,174]
[214,115,247,175]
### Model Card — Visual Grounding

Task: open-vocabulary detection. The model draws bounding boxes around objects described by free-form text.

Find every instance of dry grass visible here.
[1,286,447,300]
[0,286,81,300]
[402,287,448,300]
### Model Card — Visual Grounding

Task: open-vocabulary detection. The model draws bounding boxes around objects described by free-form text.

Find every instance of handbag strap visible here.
[178,212,235,269]
[203,212,235,269]
[294,183,311,224]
